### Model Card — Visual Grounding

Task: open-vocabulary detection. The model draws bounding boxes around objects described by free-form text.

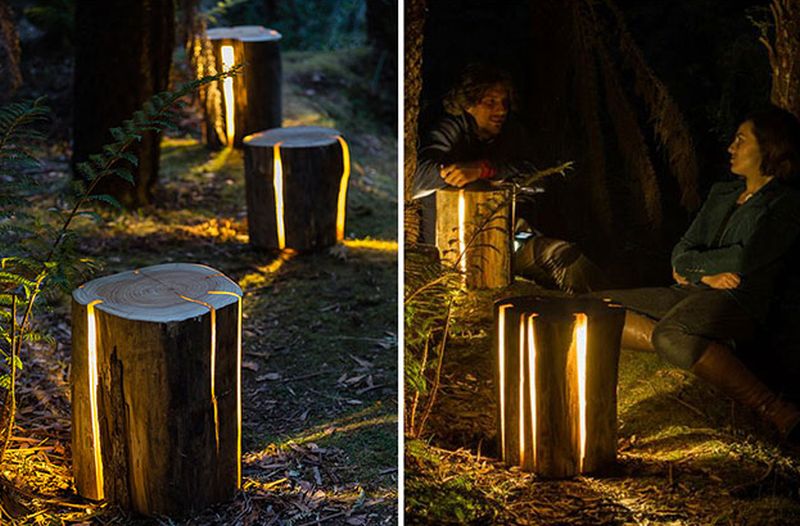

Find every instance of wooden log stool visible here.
[243,126,351,251]
[494,296,624,478]
[436,183,513,288]
[205,25,282,148]
[71,263,243,516]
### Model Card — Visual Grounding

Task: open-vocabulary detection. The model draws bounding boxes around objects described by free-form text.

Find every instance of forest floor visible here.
[405,278,800,525]
[1,48,398,525]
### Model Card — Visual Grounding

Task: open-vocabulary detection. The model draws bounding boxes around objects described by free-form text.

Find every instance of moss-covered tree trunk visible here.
[73,0,174,208]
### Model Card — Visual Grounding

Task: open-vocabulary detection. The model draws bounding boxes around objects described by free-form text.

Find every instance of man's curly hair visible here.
[443,63,516,116]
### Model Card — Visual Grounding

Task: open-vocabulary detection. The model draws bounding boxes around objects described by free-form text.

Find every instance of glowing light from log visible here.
[208,290,243,487]
[87,299,105,499]
[526,315,537,469]
[273,143,286,249]
[220,45,236,145]
[518,316,525,464]
[497,303,512,461]
[574,313,588,471]
[334,135,351,241]
[179,295,219,452]
[458,190,466,273]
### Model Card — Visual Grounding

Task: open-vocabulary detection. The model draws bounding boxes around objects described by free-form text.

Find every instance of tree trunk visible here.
[71,263,242,516]
[243,126,349,250]
[73,0,174,208]
[763,0,800,118]
[404,0,425,243]
[495,296,624,478]
[436,184,512,289]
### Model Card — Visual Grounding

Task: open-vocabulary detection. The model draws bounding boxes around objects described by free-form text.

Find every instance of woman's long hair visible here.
[747,107,800,183]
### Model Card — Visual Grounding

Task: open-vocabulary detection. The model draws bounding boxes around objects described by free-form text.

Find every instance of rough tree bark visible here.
[761,0,800,118]
[73,0,174,208]
[404,0,426,243]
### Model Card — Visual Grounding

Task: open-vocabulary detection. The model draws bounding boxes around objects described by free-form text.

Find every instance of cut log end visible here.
[73,263,242,323]
[206,25,282,42]
[244,126,341,149]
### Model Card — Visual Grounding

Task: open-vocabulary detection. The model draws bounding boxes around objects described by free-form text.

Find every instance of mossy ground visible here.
[2,48,397,525]
[405,278,800,525]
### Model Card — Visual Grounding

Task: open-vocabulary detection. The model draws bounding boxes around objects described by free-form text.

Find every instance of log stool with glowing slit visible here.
[436,183,513,289]
[243,126,351,250]
[71,263,243,516]
[204,25,282,148]
[494,296,624,478]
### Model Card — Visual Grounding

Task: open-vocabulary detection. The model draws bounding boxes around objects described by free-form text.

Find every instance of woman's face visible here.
[728,120,763,178]
[467,83,509,138]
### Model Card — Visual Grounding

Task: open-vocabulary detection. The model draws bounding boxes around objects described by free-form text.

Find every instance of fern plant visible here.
[0,65,241,464]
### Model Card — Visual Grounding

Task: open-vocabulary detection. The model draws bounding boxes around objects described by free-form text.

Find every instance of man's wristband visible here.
[479,160,495,179]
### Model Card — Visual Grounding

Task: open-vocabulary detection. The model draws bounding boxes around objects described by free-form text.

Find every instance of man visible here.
[412,63,602,293]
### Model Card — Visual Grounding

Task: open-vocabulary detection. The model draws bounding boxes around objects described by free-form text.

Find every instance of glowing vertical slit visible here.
[220,45,236,145]
[208,290,243,487]
[527,315,537,470]
[497,304,512,461]
[86,299,105,499]
[518,316,525,465]
[273,142,286,249]
[179,295,219,452]
[334,135,351,241]
[575,313,588,471]
[458,190,466,273]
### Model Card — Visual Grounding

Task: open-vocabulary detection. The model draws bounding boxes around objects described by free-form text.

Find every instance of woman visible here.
[606,106,800,440]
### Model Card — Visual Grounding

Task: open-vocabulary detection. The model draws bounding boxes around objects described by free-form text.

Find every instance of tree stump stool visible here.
[494,296,624,478]
[436,183,513,288]
[205,25,282,148]
[71,263,243,516]
[243,126,351,251]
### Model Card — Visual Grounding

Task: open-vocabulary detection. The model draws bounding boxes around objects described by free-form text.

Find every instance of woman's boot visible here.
[621,311,657,353]
[691,342,800,438]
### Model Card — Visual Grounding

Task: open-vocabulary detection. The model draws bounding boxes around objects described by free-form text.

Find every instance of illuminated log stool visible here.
[436,184,512,288]
[494,296,625,478]
[71,263,242,516]
[243,126,351,250]
[204,25,282,148]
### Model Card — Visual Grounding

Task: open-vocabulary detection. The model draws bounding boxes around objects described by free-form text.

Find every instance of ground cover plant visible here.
[0,41,397,525]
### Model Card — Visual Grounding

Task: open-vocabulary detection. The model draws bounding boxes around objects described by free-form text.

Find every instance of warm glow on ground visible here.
[179,295,219,452]
[574,313,588,471]
[209,290,243,487]
[458,190,466,273]
[237,249,297,291]
[86,299,105,499]
[273,143,286,249]
[334,135,351,241]
[497,304,512,461]
[342,239,397,251]
[527,315,537,470]
[220,45,236,144]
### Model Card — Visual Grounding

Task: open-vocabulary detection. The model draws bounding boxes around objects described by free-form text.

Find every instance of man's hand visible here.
[701,272,741,290]
[672,268,689,285]
[440,162,483,187]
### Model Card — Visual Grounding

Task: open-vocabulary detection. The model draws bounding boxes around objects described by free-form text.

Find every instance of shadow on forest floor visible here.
[3,48,398,525]
[405,277,800,525]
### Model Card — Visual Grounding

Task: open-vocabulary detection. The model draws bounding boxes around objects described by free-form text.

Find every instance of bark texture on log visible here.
[436,184,512,289]
[71,263,242,516]
[404,0,426,242]
[243,126,349,251]
[205,26,282,148]
[494,296,624,478]
[763,0,800,118]
[73,0,174,208]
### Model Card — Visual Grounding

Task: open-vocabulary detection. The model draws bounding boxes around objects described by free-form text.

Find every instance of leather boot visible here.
[691,342,800,438]
[621,311,656,353]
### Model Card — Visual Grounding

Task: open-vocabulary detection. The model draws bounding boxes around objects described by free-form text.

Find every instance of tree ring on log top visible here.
[72,263,242,323]
[206,25,282,42]
[243,126,341,149]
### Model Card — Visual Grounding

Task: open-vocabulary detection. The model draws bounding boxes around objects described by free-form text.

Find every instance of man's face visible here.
[466,84,509,138]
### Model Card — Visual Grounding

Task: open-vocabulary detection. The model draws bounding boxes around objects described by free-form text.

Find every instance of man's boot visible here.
[691,342,800,438]
[621,311,656,353]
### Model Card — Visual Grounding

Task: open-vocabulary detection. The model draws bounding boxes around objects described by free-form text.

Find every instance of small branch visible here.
[417,299,453,437]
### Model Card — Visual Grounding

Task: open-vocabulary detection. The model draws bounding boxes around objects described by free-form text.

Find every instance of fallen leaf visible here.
[256,372,281,381]
[242,360,260,372]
